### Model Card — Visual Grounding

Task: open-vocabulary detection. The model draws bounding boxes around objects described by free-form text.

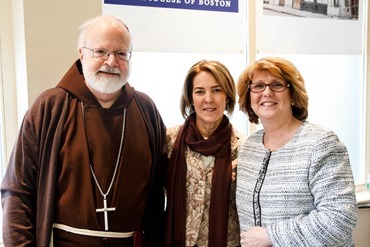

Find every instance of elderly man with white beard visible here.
[1,15,168,247]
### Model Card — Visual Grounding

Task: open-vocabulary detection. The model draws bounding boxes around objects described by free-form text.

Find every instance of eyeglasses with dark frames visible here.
[83,47,132,61]
[249,82,290,93]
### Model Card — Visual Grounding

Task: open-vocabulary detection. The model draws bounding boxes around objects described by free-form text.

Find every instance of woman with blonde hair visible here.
[236,57,357,247]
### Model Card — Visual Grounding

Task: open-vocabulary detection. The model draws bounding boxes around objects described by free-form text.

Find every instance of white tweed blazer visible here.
[236,121,357,247]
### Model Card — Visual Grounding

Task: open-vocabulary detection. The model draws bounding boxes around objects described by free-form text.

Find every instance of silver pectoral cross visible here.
[96,195,116,231]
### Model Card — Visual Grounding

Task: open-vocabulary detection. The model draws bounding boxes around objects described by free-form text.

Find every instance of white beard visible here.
[84,66,127,94]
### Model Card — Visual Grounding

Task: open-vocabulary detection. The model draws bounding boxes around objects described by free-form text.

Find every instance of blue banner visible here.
[104,0,238,13]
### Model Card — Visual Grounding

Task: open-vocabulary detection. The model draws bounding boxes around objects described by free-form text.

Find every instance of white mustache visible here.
[98,66,121,75]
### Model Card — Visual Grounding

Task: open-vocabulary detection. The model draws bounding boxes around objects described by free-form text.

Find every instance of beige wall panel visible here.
[23,0,101,105]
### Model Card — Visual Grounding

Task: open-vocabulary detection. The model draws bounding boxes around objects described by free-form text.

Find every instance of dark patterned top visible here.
[167,125,245,247]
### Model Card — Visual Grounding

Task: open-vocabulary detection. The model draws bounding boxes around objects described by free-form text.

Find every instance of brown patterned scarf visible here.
[165,113,232,246]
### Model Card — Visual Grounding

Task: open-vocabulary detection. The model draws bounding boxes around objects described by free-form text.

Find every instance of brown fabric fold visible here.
[165,113,232,246]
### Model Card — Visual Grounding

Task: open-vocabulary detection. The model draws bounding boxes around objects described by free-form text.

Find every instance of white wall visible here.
[129,52,248,133]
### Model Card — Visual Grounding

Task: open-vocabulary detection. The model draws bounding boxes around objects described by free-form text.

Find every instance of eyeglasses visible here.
[249,82,290,93]
[83,47,132,61]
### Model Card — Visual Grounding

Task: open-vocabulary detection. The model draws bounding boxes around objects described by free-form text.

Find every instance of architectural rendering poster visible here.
[103,0,246,52]
[257,1,363,54]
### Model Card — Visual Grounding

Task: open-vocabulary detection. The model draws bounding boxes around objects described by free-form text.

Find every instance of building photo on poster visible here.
[256,0,362,54]
[263,0,359,19]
